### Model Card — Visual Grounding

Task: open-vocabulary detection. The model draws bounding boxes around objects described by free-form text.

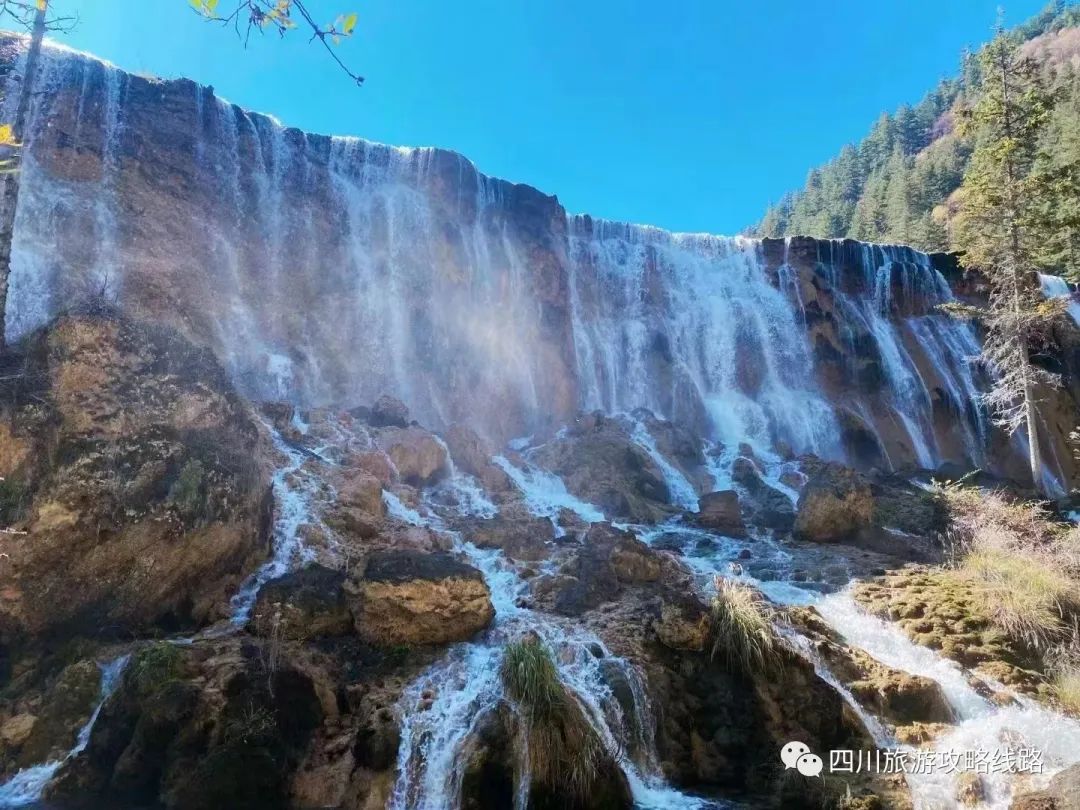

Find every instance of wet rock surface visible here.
[350,550,495,645]
[529,413,677,523]
[0,315,274,649]
[250,566,353,640]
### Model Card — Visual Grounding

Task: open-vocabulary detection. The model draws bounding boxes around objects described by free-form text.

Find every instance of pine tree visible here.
[952,33,1060,492]
[1031,66,1080,279]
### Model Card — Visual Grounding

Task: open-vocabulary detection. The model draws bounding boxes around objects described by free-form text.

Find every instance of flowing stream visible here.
[387,460,722,810]
[0,656,130,808]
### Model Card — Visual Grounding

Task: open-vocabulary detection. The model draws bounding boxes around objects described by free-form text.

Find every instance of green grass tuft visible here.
[500,636,608,800]
[709,577,785,678]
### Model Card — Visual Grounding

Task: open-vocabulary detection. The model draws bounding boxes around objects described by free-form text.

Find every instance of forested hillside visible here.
[754,1,1080,271]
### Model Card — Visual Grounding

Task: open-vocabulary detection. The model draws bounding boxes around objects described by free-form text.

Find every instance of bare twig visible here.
[191,0,364,85]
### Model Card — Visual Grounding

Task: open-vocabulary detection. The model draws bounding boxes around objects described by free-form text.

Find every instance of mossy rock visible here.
[853,567,1046,695]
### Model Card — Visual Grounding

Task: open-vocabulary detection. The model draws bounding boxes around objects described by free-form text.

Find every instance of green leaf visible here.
[343,12,358,35]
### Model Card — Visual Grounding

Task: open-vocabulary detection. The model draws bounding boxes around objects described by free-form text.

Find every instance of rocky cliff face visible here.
[1,36,1076,490]
[0,314,274,651]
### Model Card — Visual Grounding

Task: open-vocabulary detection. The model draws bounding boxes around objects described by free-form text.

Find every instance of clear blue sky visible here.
[46,0,1050,234]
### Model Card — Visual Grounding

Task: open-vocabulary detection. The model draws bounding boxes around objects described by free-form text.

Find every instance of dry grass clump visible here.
[1052,664,1080,715]
[709,577,785,677]
[940,484,1080,655]
[500,636,608,800]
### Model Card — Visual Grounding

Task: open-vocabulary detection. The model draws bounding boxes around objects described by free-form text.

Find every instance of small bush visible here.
[131,642,186,697]
[0,476,26,525]
[500,637,607,800]
[709,577,785,677]
[939,484,1080,654]
[169,459,206,521]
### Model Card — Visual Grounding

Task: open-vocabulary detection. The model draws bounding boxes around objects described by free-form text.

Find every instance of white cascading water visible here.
[0,655,130,809]
[1039,273,1080,327]
[567,219,844,460]
[817,241,988,470]
[388,462,722,809]
[5,37,1080,810]
[229,428,326,625]
[4,40,1016,481]
[637,458,1080,810]
[626,415,701,512]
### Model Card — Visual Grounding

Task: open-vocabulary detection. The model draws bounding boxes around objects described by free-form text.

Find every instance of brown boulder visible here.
[0,714,36,749]
[541,523,662,616]
[351,550,494,645]
[794,459,874,542]
[467,511,555,561]
[250,565,353,640]
[1011,763,1080,809]
[654,595,711,652]
[529,413,673,523]
[695,490,746,537]
[335,467,385,517]
[732,457,796,531]
[443,423,513,494]
[377,426,449,487]
[369,394,410,428]
[48,638,324,810]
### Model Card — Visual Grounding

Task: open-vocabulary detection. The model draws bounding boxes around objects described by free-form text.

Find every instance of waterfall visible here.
[567,219,843,459]
[228,427,326,625]
[0,655,130,809]
[814,240,989,470]
[387,465,719,809]
[2,40,1039,479]
[1039,273,1080,326]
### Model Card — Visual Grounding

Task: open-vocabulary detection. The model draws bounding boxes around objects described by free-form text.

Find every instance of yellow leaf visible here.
[36,0,46,10]
[0,125,16,146]
[343,12,358,34]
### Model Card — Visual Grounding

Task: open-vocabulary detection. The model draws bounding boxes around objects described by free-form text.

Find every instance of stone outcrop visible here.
[0,660,102,781]
[1011,762,1080,809]
[731,456,796,531]
[0,315,273,648]
[250,566,353,640]
[854,568,1046,694]
[47,640,324,810]
[2,37,1077,487]
[790,607,954,727]
[465,508,555,561]
[376,426,449,487]
[350,550,495,645]
[695,490,746,537]
[535,523,664,616]
[794,458,874,542]
[530,413,675,523]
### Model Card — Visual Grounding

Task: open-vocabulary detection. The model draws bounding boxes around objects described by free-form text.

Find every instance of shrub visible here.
[709,577,785,677]
[131,641,186,697]
[0,476,26,525]
[169,459,206,521]
[500,636,607,800]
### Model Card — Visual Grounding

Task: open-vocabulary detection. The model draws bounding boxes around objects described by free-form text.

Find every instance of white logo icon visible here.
[780,741,811,769]
[796,752,824,777]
